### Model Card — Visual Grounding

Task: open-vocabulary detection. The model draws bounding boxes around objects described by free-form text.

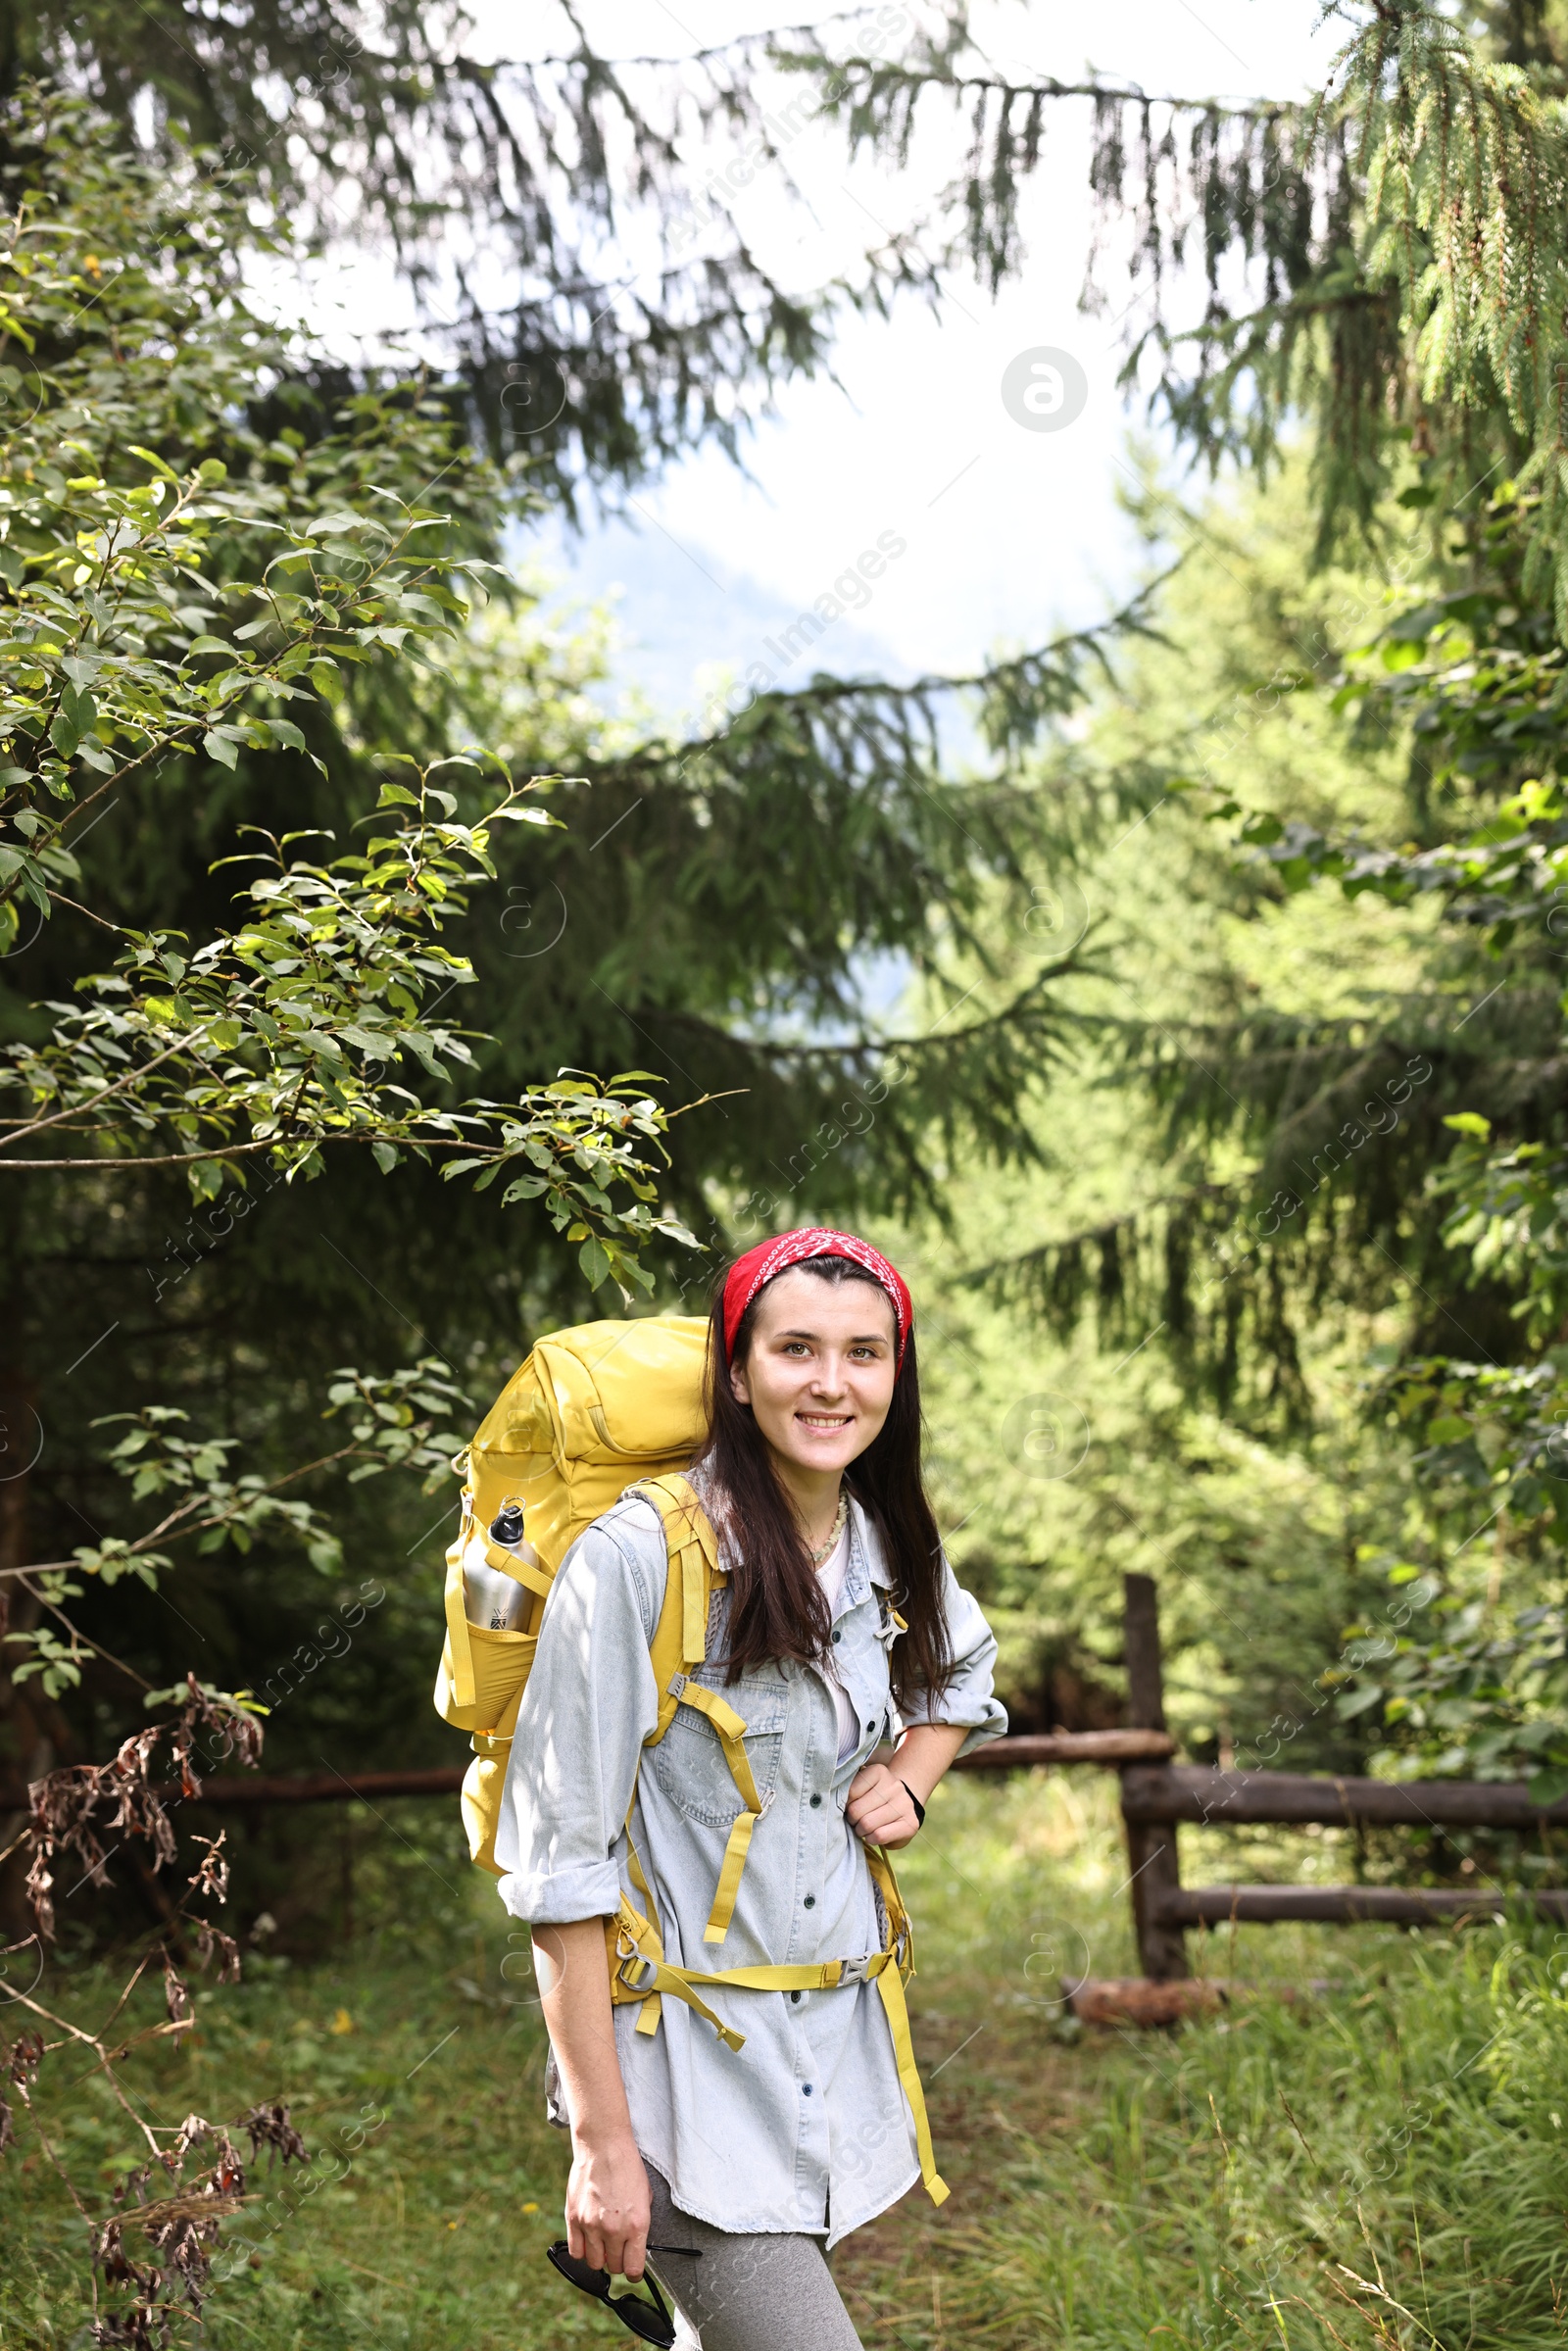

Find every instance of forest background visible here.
[7,0,1568,2345]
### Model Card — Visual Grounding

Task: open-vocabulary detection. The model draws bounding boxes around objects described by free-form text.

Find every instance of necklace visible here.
[808,1488,849,1569]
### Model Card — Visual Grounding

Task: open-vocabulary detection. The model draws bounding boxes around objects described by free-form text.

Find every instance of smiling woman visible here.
[493,1228,1005,2351]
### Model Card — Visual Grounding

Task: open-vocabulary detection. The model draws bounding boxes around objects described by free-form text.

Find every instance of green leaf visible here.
[127,444,179,480]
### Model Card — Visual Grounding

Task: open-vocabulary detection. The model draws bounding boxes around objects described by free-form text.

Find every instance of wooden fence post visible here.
[1120,1573,1189,1982]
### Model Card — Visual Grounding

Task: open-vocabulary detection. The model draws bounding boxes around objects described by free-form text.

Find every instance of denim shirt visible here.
[493,1481,1006,2245]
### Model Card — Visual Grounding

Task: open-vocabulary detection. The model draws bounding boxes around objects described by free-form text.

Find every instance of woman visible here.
[495,1228,1005,2351]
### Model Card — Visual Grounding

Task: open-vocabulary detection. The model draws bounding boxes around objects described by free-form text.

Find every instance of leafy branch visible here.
[1,1363,470,1707]
[1,758,701,1287]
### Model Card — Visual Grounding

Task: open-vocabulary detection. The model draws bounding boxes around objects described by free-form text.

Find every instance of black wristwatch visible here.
[900,1780,926,1829]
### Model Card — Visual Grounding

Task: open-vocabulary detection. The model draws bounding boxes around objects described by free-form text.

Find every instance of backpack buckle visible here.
[836,1954,873,1985]
[667,1671,689,1699]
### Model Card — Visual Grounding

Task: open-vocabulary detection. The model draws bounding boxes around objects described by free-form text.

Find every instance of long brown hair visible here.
[694,1253,953,1708]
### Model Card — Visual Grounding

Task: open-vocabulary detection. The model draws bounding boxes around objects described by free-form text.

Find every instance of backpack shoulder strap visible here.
[629,1472,723,1743]
[623,1473,763,1945]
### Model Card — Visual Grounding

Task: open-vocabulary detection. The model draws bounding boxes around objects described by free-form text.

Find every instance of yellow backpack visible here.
[432,1312,948,2204]
[434,1314,710,1875]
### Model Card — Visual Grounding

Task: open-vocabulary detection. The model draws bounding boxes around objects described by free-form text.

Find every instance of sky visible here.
[512,0,1348,718]
[275,1,1349,717]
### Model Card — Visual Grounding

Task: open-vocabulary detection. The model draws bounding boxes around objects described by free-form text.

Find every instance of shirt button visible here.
[803,2083,813,2095]
[790,1990,803,2005]
[831,1629,842,1644]
[809,1793,821,1808]
[804,1894,816,1909]
[865,1719,875,1732]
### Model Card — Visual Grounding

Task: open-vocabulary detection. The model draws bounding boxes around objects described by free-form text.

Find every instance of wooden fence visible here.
[12,1572,1567,2012]
[1034,1573,1568,1985]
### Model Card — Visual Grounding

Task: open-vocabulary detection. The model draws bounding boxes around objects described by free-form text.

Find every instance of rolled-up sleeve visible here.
[493,1510,662,1925]
[898,1558,1007,1757]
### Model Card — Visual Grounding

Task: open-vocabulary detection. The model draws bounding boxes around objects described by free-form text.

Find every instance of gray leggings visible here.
[644,2163,862,2351]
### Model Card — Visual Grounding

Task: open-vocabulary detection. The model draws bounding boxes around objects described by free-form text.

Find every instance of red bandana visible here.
[721,1228,913,1369]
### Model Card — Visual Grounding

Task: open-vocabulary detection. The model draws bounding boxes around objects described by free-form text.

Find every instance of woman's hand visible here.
[566,2128,652,2279]
[847,1726,969,1849]
[845,1759,922,1848]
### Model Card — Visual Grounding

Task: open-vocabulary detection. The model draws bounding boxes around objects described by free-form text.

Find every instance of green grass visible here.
[4,1771,1567,2348]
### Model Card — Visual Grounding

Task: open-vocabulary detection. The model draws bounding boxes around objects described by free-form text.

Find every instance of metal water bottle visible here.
[462,1497,538,1632]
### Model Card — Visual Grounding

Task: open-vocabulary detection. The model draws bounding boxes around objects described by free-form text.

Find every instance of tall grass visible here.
[3,1772,1565,2348]
[903,1933,1568,2349]
[849,1773,1568,2349]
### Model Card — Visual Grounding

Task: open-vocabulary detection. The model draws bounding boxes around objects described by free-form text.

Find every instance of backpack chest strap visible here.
[605,1862,949,2207]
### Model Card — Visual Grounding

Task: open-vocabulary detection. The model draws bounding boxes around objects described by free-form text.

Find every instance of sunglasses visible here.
[546,2240,700,2346]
